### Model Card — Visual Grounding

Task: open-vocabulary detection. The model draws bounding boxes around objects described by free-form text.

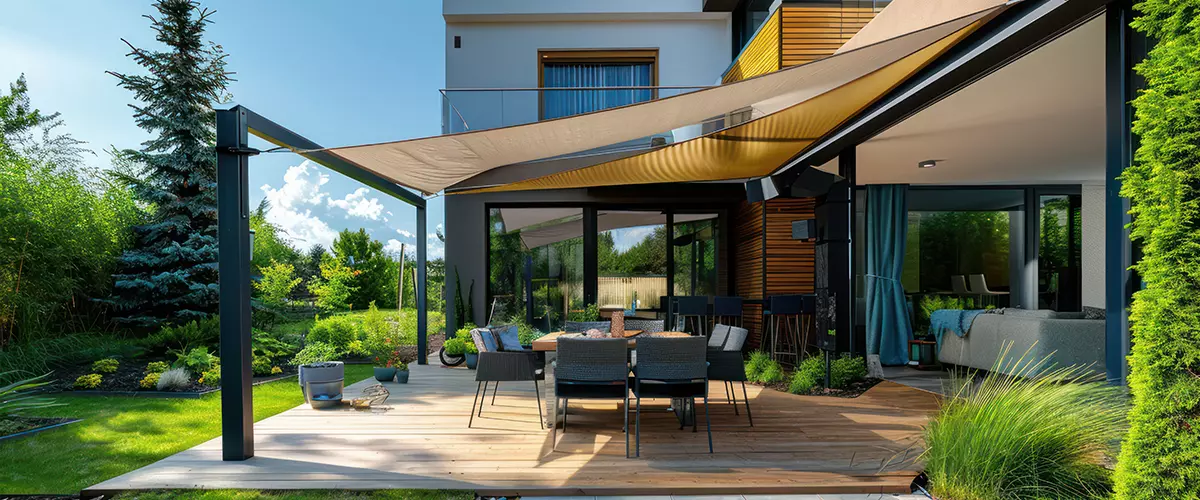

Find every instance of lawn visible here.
[0,365,375,494]
[114,490,472,500]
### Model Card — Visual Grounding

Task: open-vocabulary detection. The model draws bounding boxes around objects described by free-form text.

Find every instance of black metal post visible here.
[417,206,428,365]
[840,148,857,357]
[524,255,534,325]
[1105,0,1138,385]
[216,108,254,461]
[666,211,675,327]
[583,207,598,307]
[1023,188,1040,309]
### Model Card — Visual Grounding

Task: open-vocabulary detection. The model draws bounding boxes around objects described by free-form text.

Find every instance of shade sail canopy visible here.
[324,0,1007,196]
[499,208,716,249]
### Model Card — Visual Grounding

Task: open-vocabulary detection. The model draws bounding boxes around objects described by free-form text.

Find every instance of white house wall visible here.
[1081,183,1105,309]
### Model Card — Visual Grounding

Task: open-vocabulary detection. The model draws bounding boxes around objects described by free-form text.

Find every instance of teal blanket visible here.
[929,309,989,347]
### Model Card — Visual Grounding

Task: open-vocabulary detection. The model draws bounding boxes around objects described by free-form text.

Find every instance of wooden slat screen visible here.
[734,198,817,350]
[722,9,781,84]
[723,1,881,83]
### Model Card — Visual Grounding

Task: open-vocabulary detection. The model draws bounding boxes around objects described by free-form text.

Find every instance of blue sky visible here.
[0,1,446,258]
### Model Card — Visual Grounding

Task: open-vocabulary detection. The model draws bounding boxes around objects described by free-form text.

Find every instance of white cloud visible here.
[427,238,445,260]
[396,229,415,239]
[613,226,656,252]
[261,161,328,210]
[259,161,338,250]
[384,238,409,257]
[327,187,385,220]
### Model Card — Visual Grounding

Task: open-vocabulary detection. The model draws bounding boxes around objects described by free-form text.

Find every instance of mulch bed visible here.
[759,377,883,398]
[52,357,298,395]
[0,416,78,441]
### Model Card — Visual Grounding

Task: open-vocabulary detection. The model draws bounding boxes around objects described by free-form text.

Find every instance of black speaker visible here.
[792,219,816,240]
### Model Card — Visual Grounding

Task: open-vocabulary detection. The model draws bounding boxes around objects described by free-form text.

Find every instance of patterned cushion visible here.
[470,328,498,353]
[1083,306,1106,320]
[491,325,523,351]
[723,326,749,351]
[708,324,730,348]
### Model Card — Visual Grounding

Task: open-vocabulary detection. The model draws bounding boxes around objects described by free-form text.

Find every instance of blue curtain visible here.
[866,184,913,366]
[542,63,653,119]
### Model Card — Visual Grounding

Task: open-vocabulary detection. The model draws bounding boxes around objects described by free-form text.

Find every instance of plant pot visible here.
[395,370,410,384]
[299,361,344,398]
[465,353,478,369]
[373,367,397,382]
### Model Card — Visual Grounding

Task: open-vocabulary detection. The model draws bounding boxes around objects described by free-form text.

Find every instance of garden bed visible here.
[0,416,81,442]
[758,377,883,398]
[54,360,298,397]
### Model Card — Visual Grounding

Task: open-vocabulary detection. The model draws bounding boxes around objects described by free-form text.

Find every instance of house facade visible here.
[439,0,1134,384]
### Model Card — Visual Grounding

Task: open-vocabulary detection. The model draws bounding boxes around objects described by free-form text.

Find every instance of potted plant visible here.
[373,346,409,382]
[463,339,479,369]
[443,337,467,366]
[394,360,410,384]
[292,342,344,401]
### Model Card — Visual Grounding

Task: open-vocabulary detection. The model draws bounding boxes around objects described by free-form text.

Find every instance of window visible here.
[539,50,657,119]
[488,208,584,332]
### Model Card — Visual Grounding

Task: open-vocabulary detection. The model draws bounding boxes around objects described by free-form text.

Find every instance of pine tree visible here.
[106,0,231,328]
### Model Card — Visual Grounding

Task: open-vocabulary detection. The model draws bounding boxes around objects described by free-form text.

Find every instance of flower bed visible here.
[54,358,298,396]
[0,416,80,441]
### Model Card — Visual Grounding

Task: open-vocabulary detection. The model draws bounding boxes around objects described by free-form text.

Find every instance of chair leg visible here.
[624,384,631,458]
[692,397,698,433]
[730,381,739,415]
[703,393,713,454]
[491,381,500,405]
[635,394,642,458]
[533,380,544,430]
[469,381,482,428]
[472,381,482,417]
[741,381,754,427]
[562,398,568,434]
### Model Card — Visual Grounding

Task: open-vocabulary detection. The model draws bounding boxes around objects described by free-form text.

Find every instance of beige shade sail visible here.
[325,1,1007,196]
[458,10,992,194]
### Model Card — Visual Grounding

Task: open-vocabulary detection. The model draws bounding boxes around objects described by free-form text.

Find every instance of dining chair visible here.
[951,275,970,294]
[707,324,752,425]
[553,337,632,457]
[673,296,709,337]
[624,318,665,333]
[468,327,544,429]
[630,336,712,457]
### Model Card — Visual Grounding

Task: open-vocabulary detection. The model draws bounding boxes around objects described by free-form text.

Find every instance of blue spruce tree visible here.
[107,0,231,327]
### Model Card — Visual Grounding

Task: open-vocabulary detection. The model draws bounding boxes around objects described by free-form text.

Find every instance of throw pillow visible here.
[1083,306,1106,320]
[471,328,498,352]
[491,325,523,351]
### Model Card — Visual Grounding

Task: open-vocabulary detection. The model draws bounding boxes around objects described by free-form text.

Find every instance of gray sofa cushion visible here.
[939,313,1106,377]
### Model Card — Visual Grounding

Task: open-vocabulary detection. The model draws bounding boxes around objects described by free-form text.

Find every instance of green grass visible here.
[922,349,1126,500]
[113,489,472,500]
[0,365,375,494]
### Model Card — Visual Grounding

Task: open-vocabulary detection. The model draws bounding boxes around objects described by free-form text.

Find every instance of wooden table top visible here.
[531,331,690,351]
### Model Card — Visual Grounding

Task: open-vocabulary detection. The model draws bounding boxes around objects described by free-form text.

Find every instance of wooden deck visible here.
[87,364,940,496]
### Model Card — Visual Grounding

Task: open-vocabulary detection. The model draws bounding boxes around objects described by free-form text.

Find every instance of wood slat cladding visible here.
[782,4,876,67]
[722,9,781,84]
[723,2,880,83]
[734,198,816,349]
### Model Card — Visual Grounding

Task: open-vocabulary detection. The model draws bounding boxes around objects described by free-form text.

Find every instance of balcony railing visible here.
[440,86,712,135]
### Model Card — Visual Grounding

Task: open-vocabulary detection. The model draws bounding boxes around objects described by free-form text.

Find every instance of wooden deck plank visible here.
[86,364,937,496]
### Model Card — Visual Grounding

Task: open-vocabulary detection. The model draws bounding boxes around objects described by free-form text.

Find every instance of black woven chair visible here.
[707,324,753,425]
[630,336,712,457]
[468,328,545,429]
[624,318,665,333]
[674,296,710,337]
[553,337,631,457]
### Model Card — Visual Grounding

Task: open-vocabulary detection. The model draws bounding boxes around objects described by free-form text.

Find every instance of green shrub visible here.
[567,303,601,322]
[788,356,824,394]
[516,322,545,345]
[171,346,218,374]
[270,366,282,375]
[139,372,160,390]
[306,315,361,354]
[291,341,339,366]
[916,295,978,334]
[923,351,1126,500]
[198,365,220,387]
[442,338,466,356]
[144,317,219,353]
[251,355,273,376]
[253,259,301,308]
[91,358,119,374]
[252,328,299,361]
[463,339,479,355]
[144,361,169,374]
[830,356,867,388]
[308,259,358,311]
[1113,2,1200,497]
[745,351,770,380]
[0,334,141,384]
[756,359,785,384]
[73,373,102,390]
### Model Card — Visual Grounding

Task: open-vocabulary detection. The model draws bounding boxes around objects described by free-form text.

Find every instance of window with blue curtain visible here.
[542,62,653,119]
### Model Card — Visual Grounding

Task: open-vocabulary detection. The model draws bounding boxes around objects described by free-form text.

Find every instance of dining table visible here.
[532,330,692,427]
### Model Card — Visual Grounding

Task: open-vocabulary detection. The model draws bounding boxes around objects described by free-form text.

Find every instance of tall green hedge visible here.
[1114,1,1200,497]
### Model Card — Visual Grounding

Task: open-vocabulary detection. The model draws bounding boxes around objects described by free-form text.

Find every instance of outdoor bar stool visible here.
[711,296,744,330]
[630,336,712,457]
[553,337,632,457]
[674,296,710,337]
[765,295,804,366]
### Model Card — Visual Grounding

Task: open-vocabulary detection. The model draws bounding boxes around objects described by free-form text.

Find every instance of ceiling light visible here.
[918,159,939,169]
